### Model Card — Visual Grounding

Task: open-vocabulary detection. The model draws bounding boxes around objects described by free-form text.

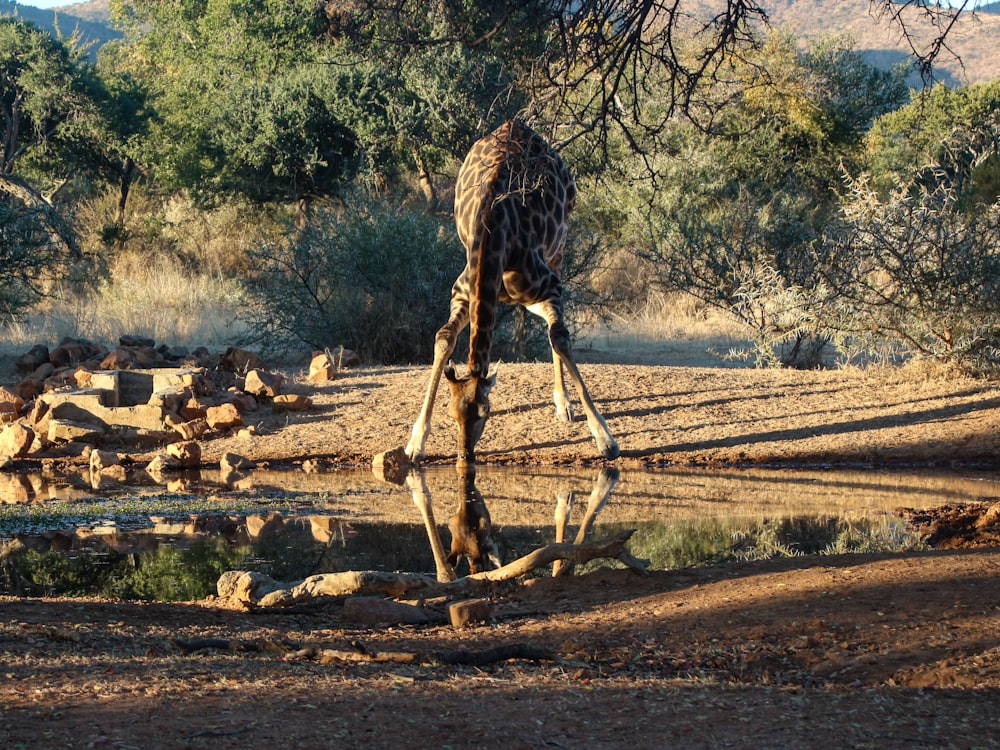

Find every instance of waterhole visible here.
[2,465,997,600]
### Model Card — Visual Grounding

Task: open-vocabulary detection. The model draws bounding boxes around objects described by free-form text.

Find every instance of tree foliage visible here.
[817,123,1000,372]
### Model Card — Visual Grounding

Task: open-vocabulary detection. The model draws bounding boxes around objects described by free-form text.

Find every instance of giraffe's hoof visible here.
[599,438,620,460]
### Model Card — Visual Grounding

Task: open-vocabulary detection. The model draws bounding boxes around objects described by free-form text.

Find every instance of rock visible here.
[49,337,107,368]
[0,386,25,412]
[372,446,411,484]
[448,598,493,628]
[0,423,35,458]
[221,451,255,473]
[341,597,434,626]
[13,378,44,402]
[90,464,127,488]
[29,362,54,380]
[167,440,202,469]
[337,348,361,368]
[205,403,243,431]
[120,334,155,348]
[228,391,258,413]
[179,397,208,420]
[272,394,311,412]
[100,348,136,370]
[245,512,283,538]
[146,453,180,478]
[46,419,104,444]
[89,449,121,472]
[15,344,50,373]
[174,418,209,441]
[308,352,337,383]
[180,370,214,397]
[219,347,265,373]
[244,369,283,398]
[0,402,17,424]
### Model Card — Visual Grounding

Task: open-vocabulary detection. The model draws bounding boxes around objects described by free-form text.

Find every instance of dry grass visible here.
[576,291,750,367]
[0,250,247,355]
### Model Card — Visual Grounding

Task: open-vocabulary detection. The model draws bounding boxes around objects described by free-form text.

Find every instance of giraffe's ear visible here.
[444,361,459,383]
[483,365,500,393]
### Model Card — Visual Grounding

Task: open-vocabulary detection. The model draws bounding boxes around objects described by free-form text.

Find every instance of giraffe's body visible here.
[405,120,619,464]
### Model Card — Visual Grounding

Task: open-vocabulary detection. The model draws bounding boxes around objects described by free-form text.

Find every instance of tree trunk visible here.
[413,149,438,211]
[0,174,81,258]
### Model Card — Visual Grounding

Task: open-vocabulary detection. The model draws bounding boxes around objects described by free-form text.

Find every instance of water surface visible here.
[2,465,996,600]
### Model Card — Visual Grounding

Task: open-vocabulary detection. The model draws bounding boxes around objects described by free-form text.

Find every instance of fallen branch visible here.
[217,529,647,609]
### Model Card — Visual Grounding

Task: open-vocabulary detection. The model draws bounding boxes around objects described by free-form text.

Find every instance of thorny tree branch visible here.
[325,1,972,167]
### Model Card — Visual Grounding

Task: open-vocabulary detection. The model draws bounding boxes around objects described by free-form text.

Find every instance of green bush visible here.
[243,198,464,363]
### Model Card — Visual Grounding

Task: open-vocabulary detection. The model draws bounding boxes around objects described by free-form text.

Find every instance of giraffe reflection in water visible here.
[407,467,620,582]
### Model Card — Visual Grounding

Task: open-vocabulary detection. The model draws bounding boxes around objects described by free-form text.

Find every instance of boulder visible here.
[221,451,256,474]
[448,598,493,628]
[206,403,243,431]
[341,597,434,626]
[47,419,104,444]
[0,423,35,458]
[219,347,265,373]
[244,369,283,398]
[0,402,17,424]
[100,348,136,370]
[372,446,410,484]
[15,344,50,373]
[0,386,24,412]
[120,334,155,348]
[49,337,107,368]
[89,449,121,472]
[13,378,44,402]
[272,394,311,412]
[174,418,209,440]
[308,352,337,383]
[167,440,202,469]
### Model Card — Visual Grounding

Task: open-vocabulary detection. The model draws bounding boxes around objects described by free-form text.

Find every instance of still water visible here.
[2,465,997,600]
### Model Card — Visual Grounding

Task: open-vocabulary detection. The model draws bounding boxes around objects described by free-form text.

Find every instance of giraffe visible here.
[404,120,620,465]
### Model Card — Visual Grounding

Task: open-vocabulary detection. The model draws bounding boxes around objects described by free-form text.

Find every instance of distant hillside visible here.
[1,0,996,85]
[0,0,117,55]
[761,0,1000,86]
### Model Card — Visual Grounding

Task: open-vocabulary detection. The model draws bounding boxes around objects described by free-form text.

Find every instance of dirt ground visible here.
[3,362,1000,748]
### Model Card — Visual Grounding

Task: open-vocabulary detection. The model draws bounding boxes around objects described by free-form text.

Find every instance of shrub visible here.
[816,128,1000,374]
[242,199,464,363]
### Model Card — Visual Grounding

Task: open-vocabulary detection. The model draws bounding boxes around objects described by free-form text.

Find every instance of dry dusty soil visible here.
[3,362,1000,749]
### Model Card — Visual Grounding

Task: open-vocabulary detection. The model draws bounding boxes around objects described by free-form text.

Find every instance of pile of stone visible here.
[1,336,355,469]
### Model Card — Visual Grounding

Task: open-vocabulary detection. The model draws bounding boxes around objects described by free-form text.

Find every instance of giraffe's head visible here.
[444,362,497,465]
[446,466,500,574]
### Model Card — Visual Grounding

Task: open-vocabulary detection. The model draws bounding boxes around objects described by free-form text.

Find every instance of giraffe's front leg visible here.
[552,356,574,422]
[405,301,468,462]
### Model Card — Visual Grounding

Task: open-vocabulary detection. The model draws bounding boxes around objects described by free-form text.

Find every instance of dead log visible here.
[217,529,647,609]
[217,569,439,609]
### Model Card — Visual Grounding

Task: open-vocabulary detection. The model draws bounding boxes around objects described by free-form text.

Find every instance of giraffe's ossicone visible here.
[405,120,619,464]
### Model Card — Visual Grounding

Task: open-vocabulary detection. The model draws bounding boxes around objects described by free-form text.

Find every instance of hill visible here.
[2,1,997,85]
[0,0,118,54]
[761,0,1000,86]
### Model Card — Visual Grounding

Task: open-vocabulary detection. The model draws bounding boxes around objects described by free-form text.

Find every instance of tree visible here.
[0,16,101,259]
[588,34,907,366]
[866,80,1000,205]
[110,0,360,221]
[313,1,974,164]
[816,124,1000,373]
